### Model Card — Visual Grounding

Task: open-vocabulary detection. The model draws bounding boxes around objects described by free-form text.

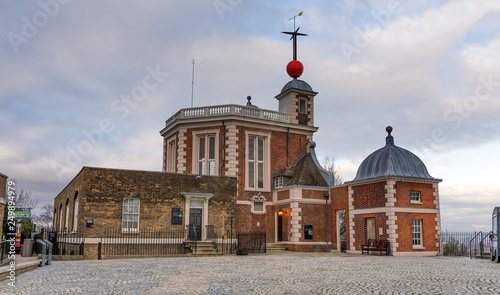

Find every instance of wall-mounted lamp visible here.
[278,208,284,216]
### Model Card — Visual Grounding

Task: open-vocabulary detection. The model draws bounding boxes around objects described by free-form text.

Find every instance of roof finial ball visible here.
[386,126,394,145]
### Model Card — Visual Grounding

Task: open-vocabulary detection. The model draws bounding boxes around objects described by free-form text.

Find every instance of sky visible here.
[1,0,499,232]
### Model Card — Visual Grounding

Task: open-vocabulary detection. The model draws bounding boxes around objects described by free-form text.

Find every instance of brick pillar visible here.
[385,180,398,253]
[348,186,355,251]
[177,128,187,173]
[290,202,301,242]
[433,183,441,251]
[225,125,239,177]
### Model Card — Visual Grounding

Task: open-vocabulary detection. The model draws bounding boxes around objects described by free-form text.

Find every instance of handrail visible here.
[479,231,494,259]
[469,231,483,259]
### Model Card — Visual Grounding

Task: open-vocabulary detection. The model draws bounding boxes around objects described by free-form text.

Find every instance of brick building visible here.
[53,28,442,256]
[53,167,236,259]
[158,29,442,255]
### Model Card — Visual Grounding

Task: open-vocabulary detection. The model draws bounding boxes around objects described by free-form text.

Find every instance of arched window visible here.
[65,199,70,232]
[53,208,57,231]
[59,204,63,232]
[73,192,79,232]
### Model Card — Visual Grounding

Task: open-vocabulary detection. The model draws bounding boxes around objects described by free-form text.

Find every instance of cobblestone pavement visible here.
[1,253,499,294]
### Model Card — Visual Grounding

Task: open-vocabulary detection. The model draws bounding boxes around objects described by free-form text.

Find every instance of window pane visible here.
[199,136,205,160]
[299,99,306,113]
[249,137,255,161]
[254,202,264,211]
[258,163,264,188]
[209,136,215,160]
[249,164,255,188]
[209,161,215,175]
[199,162,205,175]
[258,138,264,161]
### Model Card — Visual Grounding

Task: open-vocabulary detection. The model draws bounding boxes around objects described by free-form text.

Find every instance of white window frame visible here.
[122,198,140,233]
[72,193,79,233]
[166,136,177,173]
[274,176,284,188]
[192,130,220,176]
[59,204,63,232]
[412,219,424,249]
[250,193,267,214]
[410,191,422,204]
[245,131,271,191]
[65,199,70,232]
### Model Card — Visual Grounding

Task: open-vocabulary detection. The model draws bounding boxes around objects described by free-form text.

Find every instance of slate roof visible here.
[347,127,441,183]
[280,78,315,94]
[276,142,336,188]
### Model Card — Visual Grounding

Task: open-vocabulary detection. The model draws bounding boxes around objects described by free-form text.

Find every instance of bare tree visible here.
[323,156,344,185]
[14,189,39,209]
[32,203,54,229]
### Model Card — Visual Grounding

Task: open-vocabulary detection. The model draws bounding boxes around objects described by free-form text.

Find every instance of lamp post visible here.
[323,191,329,252]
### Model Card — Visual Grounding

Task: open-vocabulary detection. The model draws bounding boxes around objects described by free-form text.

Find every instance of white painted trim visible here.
[281,242,332,246]
[245,131,271,191]
[350,207,440,215]
[182,193,214,241]
[192,130,220,176]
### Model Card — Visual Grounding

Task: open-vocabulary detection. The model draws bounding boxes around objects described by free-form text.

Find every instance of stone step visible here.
[266,243,287,252]
[475,253,492,259]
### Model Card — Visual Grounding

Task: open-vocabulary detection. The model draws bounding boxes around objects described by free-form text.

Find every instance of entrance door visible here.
[366,217,375,241]
[189,208,202,241]
[277,215,283,242]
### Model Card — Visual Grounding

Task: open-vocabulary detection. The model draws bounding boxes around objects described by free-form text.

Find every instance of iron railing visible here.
[52,229,85,256]
[206,225,237,254]
[469,231,494,259]
[100,228,186,257]
[1,240,9,263]
[186,225,198,254]
[238,232,266,254]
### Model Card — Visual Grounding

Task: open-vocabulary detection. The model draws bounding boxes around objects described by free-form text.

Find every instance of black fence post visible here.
[97,242,101,260]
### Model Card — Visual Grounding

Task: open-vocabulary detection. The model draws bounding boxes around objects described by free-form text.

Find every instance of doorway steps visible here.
[475,252,492,260]
[266,243,287,253]
[186,242,223,257]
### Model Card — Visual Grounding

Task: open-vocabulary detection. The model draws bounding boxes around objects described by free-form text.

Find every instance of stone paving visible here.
[0,253,499,294]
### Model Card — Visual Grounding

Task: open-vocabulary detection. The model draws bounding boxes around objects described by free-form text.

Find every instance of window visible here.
[412,219,422,247]
[410,191,421,203]
[122,198,140,232]
[197,134,216,175]
[248,136,265,189]
[59,204,63,232]
[72,193,79,232]
[299,98,306,114]
[253,202,264,212]
[250,193,266,214]
[166,138,176,172]
[274,176,284,188]
[65,199,70,232]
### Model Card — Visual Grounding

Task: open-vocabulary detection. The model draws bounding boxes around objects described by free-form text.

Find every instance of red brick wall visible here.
[395,212,438,252]
[394,181,436,208]
[302,190,325,200]
[277,190,289,201]
[352,181,386,209]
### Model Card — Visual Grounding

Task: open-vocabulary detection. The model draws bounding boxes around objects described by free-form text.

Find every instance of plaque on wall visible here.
[171,208,183,225]
[304,225,313,239]
[86,220,93,228]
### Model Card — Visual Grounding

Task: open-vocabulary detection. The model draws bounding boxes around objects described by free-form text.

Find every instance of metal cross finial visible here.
[281,27,308,61]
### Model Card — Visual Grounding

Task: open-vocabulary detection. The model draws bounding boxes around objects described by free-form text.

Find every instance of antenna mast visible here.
[191,59,195,108]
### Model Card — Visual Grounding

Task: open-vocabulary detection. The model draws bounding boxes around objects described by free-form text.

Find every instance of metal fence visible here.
[1,240,10,263]
[100,228,186,257]
[441,231,493,257]
[33,228,84,256]
[206,225,237,254]
[237,232,266,254]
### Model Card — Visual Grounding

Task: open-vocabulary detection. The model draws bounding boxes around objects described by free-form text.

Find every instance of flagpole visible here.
[191,59,195,108]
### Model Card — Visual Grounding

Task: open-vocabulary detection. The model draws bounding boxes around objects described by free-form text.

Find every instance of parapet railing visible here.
[165,104,290,128]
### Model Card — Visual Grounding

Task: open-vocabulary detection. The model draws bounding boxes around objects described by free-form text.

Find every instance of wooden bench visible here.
[361,239,389,256]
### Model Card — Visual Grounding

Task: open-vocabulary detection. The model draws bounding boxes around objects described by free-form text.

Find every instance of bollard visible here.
[36,240,47,267]
[44,240,53,265]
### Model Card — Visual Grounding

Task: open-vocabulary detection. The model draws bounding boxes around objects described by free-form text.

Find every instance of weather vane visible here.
[282,11,308,62]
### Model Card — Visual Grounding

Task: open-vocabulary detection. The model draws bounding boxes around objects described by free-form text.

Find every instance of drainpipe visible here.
[287,127,290,167]
[220,120,226,176]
